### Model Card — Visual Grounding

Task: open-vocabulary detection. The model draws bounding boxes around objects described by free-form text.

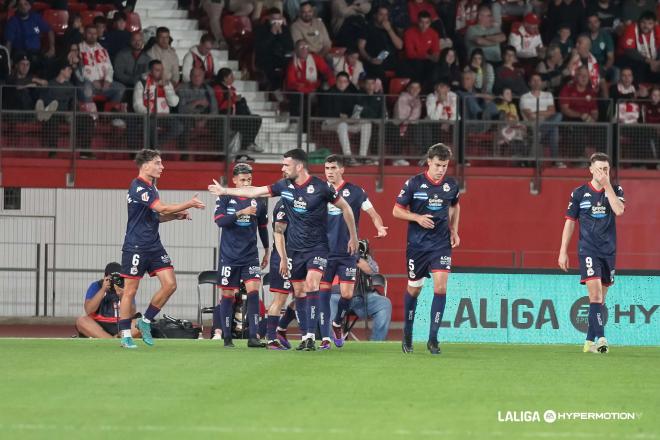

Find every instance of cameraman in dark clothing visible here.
[76,262,138,338]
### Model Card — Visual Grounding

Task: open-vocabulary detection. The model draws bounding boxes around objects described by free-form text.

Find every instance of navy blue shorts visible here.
[268,259,292,295]
[289,249,327,282]
[321,255,358,285]
[121,246,173,279]
[406,248,452,281]
[579,254,615,286]
[217,258,261,290]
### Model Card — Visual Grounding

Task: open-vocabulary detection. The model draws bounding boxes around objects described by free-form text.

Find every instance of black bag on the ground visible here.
[151,315,201,339]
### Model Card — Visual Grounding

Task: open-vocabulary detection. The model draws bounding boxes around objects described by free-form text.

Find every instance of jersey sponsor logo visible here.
[345,267,357,279]
[327,202,342,216]
[312,256,327,270]
[293,197,308,213]
[281,190,294,201]
[342,188,351,197]
[440,255,452,267]
[591,203,607,219]
[141,192,150,202]
[249,266,260,275]
[443,183,451,192]
[307,185,315,194]
[427,194,444,211]
[413,191,429,200]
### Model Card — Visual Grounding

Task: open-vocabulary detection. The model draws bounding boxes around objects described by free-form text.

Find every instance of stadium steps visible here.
[136,0,302,155]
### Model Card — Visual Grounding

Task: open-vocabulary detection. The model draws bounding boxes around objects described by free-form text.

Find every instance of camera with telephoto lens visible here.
[358,239,370,259]
[109,272,124,289]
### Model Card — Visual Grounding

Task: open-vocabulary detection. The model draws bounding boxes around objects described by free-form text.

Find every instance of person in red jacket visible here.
[618,11,660,83]
[403,11,440,85]
[285,39,336,122]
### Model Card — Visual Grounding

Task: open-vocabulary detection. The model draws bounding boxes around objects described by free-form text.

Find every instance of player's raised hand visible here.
[416,214,435,229]
[558,251,569,272]
[594,167,610,186]
[347,236,358,255]
[375,225,389,238]
[189,193,206,209]
[451,230,460,248]
[208,179,226,196]
[176,210,192,220]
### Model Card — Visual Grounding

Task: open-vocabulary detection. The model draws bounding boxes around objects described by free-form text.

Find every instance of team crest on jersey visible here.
[307,185,315,194]
[342,188,351,197]
[130,267,138,275]
[443,183,451,192]
[221,277,229,286]
[160,254,171,264]
[283,280,291,289]
[409,270,416,279]
[141,192,149,202]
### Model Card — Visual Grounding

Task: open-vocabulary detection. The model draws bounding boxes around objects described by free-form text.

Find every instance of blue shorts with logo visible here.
[121,245,173,279]
[289,248,328,282]
[406,247,452,281]
[579,254,615,286]
[268,254,292,294]
[217,257,261,290]
[321,255,358,285]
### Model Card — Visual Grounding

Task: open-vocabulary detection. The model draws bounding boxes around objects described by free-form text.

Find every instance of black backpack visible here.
[151,315,201,339]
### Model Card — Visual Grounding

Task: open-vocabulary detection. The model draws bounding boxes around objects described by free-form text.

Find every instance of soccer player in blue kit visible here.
[392,144,461,355]
[119,149,206,349]
[558,153,625,354]
[319,155,389,349]
[208,149,359,351]
[213,162,270,348]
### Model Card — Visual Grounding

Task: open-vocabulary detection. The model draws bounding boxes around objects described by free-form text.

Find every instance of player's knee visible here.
[164,280,177,294]
[75,316,87,331]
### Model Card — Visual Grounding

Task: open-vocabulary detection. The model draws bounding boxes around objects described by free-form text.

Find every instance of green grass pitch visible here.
[1,339,658,440]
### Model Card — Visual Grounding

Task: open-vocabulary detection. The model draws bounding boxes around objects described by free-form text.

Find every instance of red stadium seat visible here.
[125,12,141,32]
[43,9,69,36]
[81,10,103,27]
[67,3,89,14]
[222,14,252,42]
[388,77,411,96]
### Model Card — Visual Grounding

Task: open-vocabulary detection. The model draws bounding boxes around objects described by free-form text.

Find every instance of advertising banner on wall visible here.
[412,273,659,346]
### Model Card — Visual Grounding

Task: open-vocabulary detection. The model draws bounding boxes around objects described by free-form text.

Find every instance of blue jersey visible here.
[395,172,460,252]
[122,177,162,252]
[327,181,370,257]
[215,195,268,265]
[268,176,339,252]
[565,182,625,257]
[270,200,289,268]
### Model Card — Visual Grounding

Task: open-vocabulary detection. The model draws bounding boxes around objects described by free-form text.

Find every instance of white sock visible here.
[305,332,315,341]
[121,329,131,339]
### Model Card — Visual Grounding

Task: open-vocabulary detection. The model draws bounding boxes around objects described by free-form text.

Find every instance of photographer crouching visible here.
[76,262,139,338]
[329,240,392,341]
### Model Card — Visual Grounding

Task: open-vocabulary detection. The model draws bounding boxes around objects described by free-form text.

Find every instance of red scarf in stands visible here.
[143,75,166,113]
[192,50,215,80]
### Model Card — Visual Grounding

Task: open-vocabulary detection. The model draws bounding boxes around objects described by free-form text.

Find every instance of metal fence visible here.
[0,86,658,189]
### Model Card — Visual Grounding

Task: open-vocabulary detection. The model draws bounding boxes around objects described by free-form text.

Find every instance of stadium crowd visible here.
[0,0,659,165]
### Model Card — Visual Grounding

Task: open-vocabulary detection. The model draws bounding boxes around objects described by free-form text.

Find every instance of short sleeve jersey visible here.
[214,196,268,265]
[122,177,162,252]
[565,182,625,257]
[327,182,371,258]
[395,172,460,252]
[268,176,339,252]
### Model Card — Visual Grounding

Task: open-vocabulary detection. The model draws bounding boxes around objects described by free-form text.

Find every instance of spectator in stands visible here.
[587,13,617,83]
[519,72,564,167]
[320,71,371,164]
[491,0,532,26]
[331,0,372,49]
[544,0,585,44]
[610,67,640,123]
[621,0,656,25]
[465,4,506,64]
[641,86,660,166]
[391,80,422,166]
[565,35,604,96]
[5,54,47,111]
[4,0,55,64]
[114,31,151,88]
[455,0,480,35]
[369,0,409,32]
[226,0,265,21]
[434,47,461,89]
[403,10,441,85]
[76,262,139,339]
[200,0,228,49]
[586,0,622,34]
[103,12,131,60]
[254,7,294,92]
[550,25,574,58]
[213,67,263,153]
[332,48,365,87]
[284,39,335,118]
[357,5,403,81]
[182,34,220,83]
[423,81,457,149]
[466,48,494,95]
[619,11,660,84]
[328,250,392,341]
[64,43,86,86]
[147,27,181,85]
[495,87,528,160]
[0,44,9,83]
[79,25,125,106]
[290,1,331,57]
[456,69,499,121]
[134,59,183,146]
[358,76,385,142]
[62,14,83,54]
[508,13,543,67]
[536,43,566,94]
[94,16,108,48]
[560,66,599,124]
[493,45,529,96]
[408,0,451,47]
[178,67,219,159]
